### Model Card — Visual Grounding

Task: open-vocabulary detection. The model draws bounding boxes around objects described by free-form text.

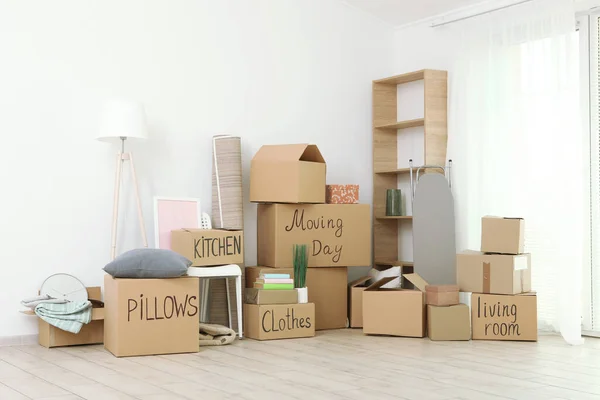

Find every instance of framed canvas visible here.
[153,197,201,250]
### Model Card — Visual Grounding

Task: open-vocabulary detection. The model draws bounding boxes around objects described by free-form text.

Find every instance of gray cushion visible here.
[103,248,191,278]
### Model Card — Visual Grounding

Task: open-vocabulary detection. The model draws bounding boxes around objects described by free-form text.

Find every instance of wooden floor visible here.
[0,330,599,400]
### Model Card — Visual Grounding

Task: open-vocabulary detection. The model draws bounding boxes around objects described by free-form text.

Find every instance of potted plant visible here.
[293,244,308,303]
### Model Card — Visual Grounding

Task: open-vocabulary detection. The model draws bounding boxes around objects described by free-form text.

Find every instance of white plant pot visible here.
[297,287,308,304]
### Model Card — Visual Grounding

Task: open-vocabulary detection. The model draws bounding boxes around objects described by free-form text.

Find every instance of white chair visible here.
[187,264,243,338]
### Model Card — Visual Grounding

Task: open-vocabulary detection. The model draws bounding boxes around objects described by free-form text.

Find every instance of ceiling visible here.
[344,0,486,26]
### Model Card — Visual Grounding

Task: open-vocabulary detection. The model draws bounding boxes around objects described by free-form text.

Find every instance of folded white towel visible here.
[21,294,68,310]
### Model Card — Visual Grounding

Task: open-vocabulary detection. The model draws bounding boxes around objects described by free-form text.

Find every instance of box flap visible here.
[403,273,429,292]
[252,144,324,163]
[365,276,397,291]
[482,215,523,220]
[348,276,371,288]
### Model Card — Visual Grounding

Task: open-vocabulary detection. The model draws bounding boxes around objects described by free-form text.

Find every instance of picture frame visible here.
[153,197,202,250]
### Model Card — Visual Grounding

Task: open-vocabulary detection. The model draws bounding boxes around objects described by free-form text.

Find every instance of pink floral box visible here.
[326,184,359,204]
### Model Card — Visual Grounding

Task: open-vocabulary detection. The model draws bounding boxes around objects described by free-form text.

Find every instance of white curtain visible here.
[446,0,584,344]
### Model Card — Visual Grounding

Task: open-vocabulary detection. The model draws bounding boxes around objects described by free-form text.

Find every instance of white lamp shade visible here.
[97,99,149,142]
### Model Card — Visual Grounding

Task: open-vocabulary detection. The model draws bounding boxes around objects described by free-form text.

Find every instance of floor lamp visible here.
[97,99,149,260]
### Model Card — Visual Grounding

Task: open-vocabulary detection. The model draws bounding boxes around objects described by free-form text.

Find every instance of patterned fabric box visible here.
[326,184,359,204]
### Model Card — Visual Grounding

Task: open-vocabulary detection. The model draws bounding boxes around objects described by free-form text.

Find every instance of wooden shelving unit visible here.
[372,69,448,267]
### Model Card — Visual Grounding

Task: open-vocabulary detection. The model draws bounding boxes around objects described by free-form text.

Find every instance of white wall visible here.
[0,0,393,338]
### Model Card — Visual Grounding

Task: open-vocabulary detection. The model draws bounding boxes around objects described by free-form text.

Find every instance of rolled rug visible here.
[198,323,236,346]
[209,135,244,331]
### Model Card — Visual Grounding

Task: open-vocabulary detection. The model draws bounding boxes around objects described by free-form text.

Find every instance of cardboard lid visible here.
[348,276,371,288]
[482,215,523,220]
[364,276,397,291]
[425,284,459,293]
[403,273,429,292]
[252,144,325,163]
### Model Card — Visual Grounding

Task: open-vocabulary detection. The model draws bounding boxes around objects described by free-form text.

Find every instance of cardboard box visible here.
[250,144,326,204]
[37,287,104,348]
[427,304,471,341]
[257,204,371,268]
[245,266,294,289]
[104,275,199,357]
[481,216,525,255]
[171,228,243,267]
[471,293,537,341]
[362,274,427,337]
[244,288,298,305]
[244,303,315,340]
[326,184,359,204]
[459,291,473,336]
[425,285,459,306]
[306,267,348,330]
[456,251,531,295]
[348,276,371,328]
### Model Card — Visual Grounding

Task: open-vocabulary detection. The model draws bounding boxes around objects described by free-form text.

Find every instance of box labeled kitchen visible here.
[471,292,537,341]
[362,274,427,338]
[244,303,315,340]
[250,144,326,204]
[257,204,371,268]
[481,216,525,255]
[306,267,348,330]
[348,276,371,328]
[171,228,244,267]
[104,275,199,357]
[456,251,531,295]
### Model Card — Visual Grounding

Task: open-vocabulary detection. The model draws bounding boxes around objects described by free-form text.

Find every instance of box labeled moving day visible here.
[306,267,348,330]
[481,216,525,255]
[245,266,294,289]
[250,144,326,204]
[244,288,298,305]
[427,304,471,341]
[348,276,371,328]
[257,204,371,268]
[362,274,427,338]
[456,251,531,295]
[244,303,315,340]
[471,293,537,341]
[104,275,199,357]
[171,228,243,267]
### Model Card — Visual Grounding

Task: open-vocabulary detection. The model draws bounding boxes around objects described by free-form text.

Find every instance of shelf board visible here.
[374,168,411,175]
[375,118,425,130]
[374,259,414,267]
[376,215,413,220]
[374,70,425,85]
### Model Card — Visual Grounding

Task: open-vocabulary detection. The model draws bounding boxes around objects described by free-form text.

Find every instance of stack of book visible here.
[253,273,294,290]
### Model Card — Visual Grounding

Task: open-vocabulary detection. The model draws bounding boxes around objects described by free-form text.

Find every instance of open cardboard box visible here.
[250,144,326,204]
[362,274,427,337]
[21,287,105,348]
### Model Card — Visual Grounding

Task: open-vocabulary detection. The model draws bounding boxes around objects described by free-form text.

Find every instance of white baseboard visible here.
[0,334,38,347]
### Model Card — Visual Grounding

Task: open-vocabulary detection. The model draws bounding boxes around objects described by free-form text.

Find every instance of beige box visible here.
[425,285,459,306]
[427,304,471,341]
[471,293,537,341]
[362,274,427,338]
[244,288,298,305]
[37,287,104,348]
[257,203,371,268]
[250,144,326,204]
[348,276,371,328]
[457,251,531,295]
[306,267,348,330]
[245,266,294,289]
[481,216,525,255]
[104,275,199,357]
[244,303,315,340]
[171,228,243,267]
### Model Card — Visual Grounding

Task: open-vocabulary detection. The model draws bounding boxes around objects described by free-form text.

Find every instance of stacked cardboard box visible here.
[426,284,470,341]
[247,144,371,335]
[457,216,537,342]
